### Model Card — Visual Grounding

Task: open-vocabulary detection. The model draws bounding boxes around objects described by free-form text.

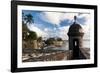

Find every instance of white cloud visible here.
[41,12,63,26]
[44,28,48,32]
[58,26,70,40]
[40,12,88,26]
[27,12,91,40]
[78,14,90,40]
[27,23,48,37]
[61,13,78,21]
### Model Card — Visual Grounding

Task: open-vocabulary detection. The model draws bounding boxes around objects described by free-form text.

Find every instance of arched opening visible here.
[73,39,79,47]
[73,39,80,59]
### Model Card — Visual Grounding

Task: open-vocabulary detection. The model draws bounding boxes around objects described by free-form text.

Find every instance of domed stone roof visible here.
[69,22,83,32]
[68,16,84,36]
[68,22,84,36]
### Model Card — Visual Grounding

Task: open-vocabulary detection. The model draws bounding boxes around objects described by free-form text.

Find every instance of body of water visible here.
[49,40,90,51]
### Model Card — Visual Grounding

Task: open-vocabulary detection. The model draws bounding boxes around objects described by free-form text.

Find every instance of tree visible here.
[24,14,34,24]
[57,38,62,41]
[28,31,37,40]
[22,13,34,41]
[22,30,30,41]
[45,38,55,45]
[22,12,25,24]
[22,12,29,31]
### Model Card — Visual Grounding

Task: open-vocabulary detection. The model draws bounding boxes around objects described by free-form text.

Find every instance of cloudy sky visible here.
[22,10,91,40]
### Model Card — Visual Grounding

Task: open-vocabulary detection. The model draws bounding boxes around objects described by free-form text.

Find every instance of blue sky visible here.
[22,10,90,40]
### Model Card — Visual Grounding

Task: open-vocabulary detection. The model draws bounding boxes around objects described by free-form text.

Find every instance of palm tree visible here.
[22,13,34,41]
[24,14,34,25]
